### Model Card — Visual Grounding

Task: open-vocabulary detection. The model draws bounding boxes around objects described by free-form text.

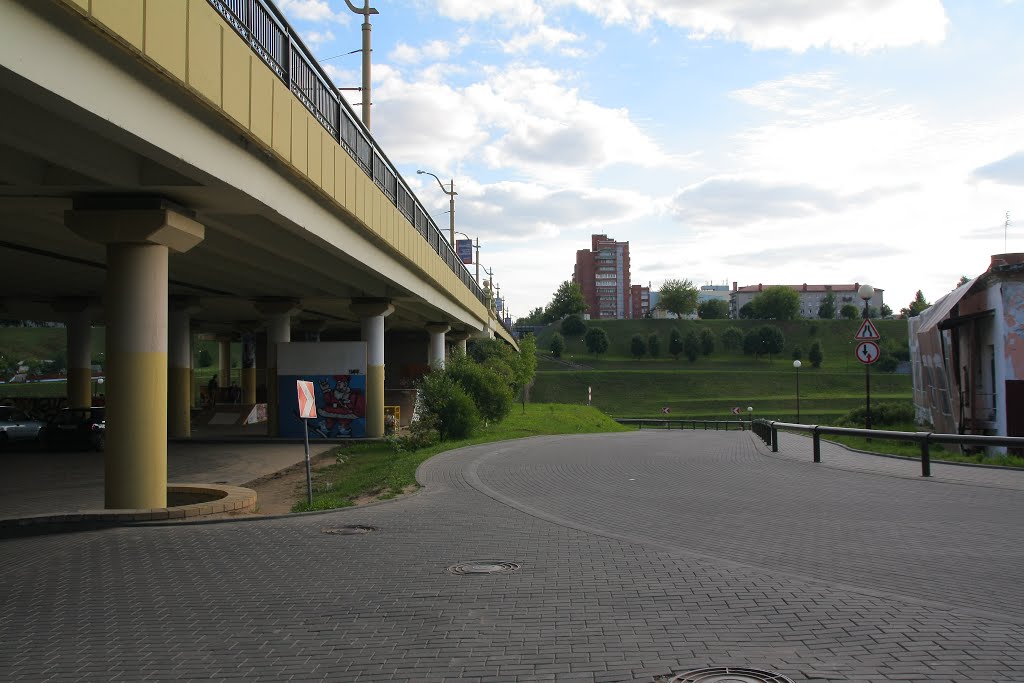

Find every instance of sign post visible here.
[296,380,317,506]
[854,320,881,432]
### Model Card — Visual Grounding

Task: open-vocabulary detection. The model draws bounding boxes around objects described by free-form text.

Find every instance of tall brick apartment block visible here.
[574,234,631,319]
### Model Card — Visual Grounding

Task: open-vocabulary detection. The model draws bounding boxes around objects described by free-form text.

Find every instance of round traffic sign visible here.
[856,340,880,364]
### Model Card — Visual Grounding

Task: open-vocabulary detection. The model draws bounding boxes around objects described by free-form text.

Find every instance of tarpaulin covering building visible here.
[910,254,1024,437]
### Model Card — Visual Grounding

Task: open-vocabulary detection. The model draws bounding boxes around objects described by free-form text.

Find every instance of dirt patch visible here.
[231,448,417,516]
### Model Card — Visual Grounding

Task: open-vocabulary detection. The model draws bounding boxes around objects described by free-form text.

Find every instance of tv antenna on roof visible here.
[1006,211,1011,253]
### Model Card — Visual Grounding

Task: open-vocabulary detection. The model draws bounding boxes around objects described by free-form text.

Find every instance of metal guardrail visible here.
[207,0,489,309]
[751,419,1024,477]
[616,419,751,432]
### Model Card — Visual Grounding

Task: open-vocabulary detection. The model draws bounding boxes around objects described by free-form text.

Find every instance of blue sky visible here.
[279,0,1024,319]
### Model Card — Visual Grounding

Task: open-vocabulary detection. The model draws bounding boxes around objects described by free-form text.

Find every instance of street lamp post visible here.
[858,283,874,431]
[416,170,457,246]
[793,359,802,422]
[454,231,480,284]
[342,0,379,129]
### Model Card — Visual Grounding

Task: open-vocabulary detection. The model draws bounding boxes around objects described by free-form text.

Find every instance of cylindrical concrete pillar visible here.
[168,307,192,438]
[352,300,394,439]
[65,200,204,510]
[426,322,451,370]
[218,337,231,391]
[66,312,93,409]
[449,330,470,358]
[105,242,170,508]
[241,333,256,404]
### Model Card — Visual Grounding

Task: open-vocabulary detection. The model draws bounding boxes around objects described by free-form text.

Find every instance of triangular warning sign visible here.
[854,319,880,341]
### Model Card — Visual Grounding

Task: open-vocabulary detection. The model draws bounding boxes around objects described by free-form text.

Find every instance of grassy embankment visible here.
[531,318,913,422]
[293,403,629,511]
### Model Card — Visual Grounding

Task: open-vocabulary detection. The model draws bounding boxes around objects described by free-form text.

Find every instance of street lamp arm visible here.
[343,0,379,15]
[416,170,457,196]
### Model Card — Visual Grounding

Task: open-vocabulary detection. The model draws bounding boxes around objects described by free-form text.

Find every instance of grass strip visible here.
[292,403,629,512]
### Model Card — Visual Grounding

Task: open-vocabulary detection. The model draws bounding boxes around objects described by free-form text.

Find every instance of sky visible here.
[278,0,1024,319]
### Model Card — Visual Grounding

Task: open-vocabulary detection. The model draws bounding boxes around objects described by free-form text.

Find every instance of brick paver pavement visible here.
[1,430,1021,682]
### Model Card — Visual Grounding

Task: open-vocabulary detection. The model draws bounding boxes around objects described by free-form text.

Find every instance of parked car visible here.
[0,406,46,444]
[42,407,105,451]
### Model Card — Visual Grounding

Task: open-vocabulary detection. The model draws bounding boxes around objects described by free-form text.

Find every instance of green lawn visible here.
[293,403,629,512]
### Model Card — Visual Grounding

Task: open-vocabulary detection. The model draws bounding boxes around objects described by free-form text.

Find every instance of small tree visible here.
[751,286,800,320]
[808,341,824,368]
[697,299,730,319]
[880,303,893,317]
[584,327,609,356]
[417,371,479,441]
[699,328,715,356]
[818,291,837,319]
[739,302,756,319]
[791,346,803,361]
[542,280,588,323]
[657,279,699,319]
[720,327,743,352]
[561,314,586,337]
[759,325,785,363]
[630,334,647,359]
[840,304,859,319]
[647,334,660,358]
[446,354,514,424]
[549,332,565,358]
[668,328,683,360]
[743,329,762,357]
[683,331,700,362]
[901,290,930,318]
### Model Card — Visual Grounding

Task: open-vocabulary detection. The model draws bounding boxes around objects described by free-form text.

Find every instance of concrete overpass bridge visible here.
[0,0,517,509]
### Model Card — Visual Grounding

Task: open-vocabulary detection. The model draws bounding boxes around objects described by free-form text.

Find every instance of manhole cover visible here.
[667,667,794,683]
[446,561,521,575]
[320,525,376,535]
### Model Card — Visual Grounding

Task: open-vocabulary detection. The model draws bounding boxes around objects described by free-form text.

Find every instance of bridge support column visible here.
[168,298,199,439]
[241,331,257,405]
[449,330,470,356]
[426,323,451,369]
[257,300,300,437]
[218,337,231,390]
[66,201,204,509]
[352,299,394,438]
[53,299,95,409]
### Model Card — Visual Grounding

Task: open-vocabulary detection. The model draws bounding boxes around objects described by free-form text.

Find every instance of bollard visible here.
[921,433,932,477]
[812,426,821,463]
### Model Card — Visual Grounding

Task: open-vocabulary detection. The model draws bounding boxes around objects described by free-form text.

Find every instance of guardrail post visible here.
[771,423,779,452]
[921,433,932,477]
[812,426,821,463]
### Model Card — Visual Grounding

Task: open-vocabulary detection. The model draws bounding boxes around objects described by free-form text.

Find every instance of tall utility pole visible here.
[343,0,378,130]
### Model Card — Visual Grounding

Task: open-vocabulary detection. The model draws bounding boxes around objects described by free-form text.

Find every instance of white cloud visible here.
[971,151,1024,187]
[499,25,587,56]
[433,0,545,26]
[304,30,336,48]
[278,0,348,24]
[563,0,949,53]
[389,37,469,64]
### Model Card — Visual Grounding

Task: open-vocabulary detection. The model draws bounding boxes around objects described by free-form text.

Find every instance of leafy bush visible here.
[699,328,715,356]
[561,314,587,337]
[585,327,609,355]
[668,328,683,359]
[446,354,514,423]
[808,341,823,368]
[417,371,479,441]
[683,331,699,362]
[836,402,915,428]
[549,332,565,358]
[720,327,743,352]
[630,334,647,358]
[647,334,660,358]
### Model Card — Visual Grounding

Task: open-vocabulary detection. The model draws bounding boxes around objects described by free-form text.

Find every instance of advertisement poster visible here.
[456,239,473,264]
[277,342,368,439]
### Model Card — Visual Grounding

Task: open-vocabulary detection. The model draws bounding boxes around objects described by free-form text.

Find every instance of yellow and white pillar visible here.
[66,201,204,509]
[449,330,470,357]
[351,299,394,438]
[426,322,450,370]
[218,337,231,391]
[54,299,95,409]
[168,298,199,439]
[256,300,299,437]
[240,330,257,405]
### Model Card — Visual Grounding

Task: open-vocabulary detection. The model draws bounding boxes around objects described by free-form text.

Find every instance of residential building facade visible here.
[729,283,885,319]
[630,284,651,319]
[574,234,631,319]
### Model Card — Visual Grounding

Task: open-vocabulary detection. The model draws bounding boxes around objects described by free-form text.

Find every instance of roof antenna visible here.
[1006,211,1011,253]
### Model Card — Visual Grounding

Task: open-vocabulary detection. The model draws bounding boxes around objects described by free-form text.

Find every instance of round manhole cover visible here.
[667,667,794,683]
[446,561,521,575]
[320,525,376,535]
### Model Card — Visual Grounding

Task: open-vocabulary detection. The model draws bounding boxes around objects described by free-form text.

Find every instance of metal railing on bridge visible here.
[208,0,487,307]
[751,419,1024,477]
[616,419,751,431]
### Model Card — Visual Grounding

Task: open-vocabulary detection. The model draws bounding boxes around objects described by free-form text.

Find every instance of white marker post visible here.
[296,380,317,506]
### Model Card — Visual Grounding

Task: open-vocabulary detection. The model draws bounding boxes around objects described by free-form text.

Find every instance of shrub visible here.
[836,402,915,428]
[647,334,660,358]
[585,327,609,355]
[549,332,565,358]
[630,334,647,359]
[417,371,479,441]
[808,341,824,368]
[791,346,802,361]
[446,355,514,424]
[721,327,743,352]
[561,314,587,337]
[683,331,699,362]
[668,328,683,359]
[699,328,715,356]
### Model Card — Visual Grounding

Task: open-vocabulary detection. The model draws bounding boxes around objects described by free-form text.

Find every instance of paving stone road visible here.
[1,430,1022,682]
